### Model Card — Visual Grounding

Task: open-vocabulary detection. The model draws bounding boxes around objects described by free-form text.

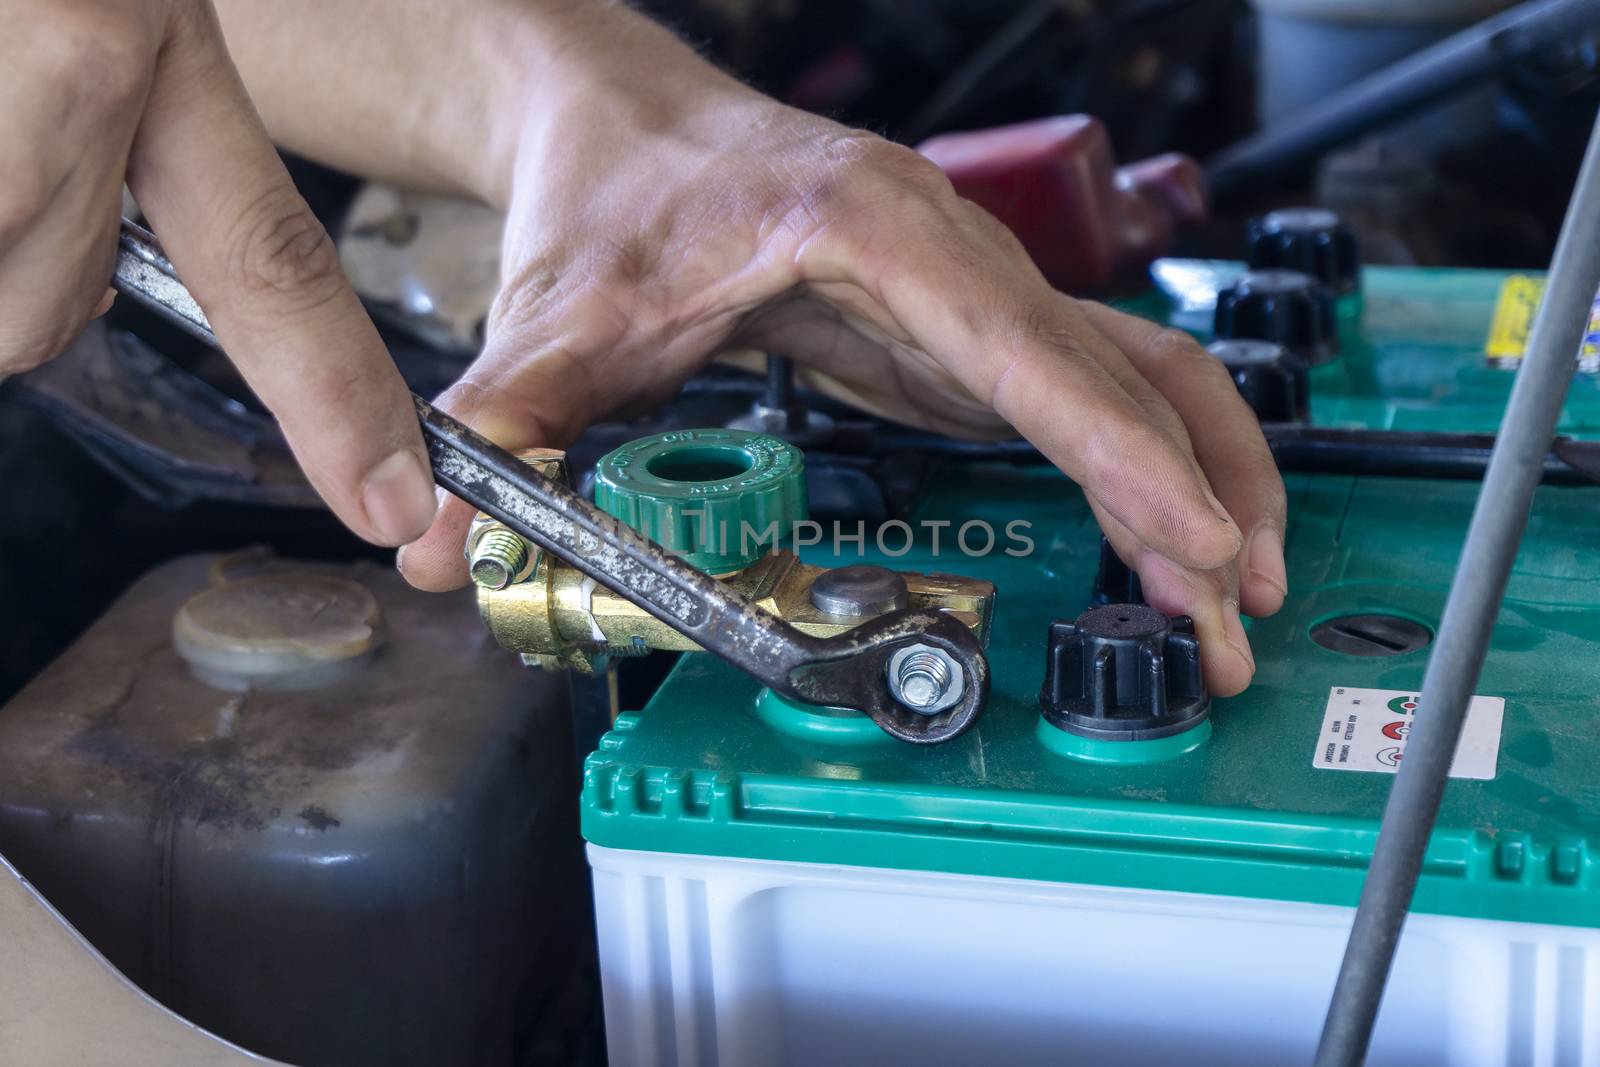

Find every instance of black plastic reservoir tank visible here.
[0,553,589,1066]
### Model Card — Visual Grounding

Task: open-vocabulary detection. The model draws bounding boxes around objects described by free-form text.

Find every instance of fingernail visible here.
[362,449,438,545]
[1248,527,1288,598]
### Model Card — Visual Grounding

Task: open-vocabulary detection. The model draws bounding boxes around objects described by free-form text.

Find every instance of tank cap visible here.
[593,428,807,574]
[174,573,384,691]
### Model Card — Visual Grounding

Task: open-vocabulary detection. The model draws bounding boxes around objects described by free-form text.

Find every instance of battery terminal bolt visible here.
[468,526,530,591]
[888,644,964,715]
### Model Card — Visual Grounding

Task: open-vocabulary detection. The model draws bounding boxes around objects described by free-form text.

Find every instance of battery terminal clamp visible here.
[467,428,995,742]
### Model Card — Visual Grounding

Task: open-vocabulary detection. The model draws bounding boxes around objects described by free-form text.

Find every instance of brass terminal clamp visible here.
[467,431,994,722]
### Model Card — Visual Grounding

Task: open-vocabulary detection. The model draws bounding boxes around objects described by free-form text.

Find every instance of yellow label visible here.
[1485,275,1546,360]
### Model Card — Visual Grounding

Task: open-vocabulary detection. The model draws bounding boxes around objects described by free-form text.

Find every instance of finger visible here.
[910,275,1242,572]
[123,4,434,546]
[1094,503,1255,697]
[397,242,737,590]
[397,336,602,591]
[0,178,124,375]
[802,167,1242,571]
[0,5,155,373]
[1078,302,1288,617]
[396,491,475,592]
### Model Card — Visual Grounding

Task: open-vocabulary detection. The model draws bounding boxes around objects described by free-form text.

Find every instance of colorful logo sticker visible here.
[1314,686,1505,780]
[1386,695,1420,715]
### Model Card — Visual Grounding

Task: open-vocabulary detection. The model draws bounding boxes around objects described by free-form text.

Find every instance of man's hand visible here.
[385,9,1287,696]
[0,0,436,546]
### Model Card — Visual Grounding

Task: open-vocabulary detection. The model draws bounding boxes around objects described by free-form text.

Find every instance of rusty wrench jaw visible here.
[781,610,988,744]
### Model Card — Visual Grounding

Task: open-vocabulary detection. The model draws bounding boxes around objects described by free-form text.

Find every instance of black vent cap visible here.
[1213,268,1338,366]
[1246,207,1360,297]
[1040,603,1211,741]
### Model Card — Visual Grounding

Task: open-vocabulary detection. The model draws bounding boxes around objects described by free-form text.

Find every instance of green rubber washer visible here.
[753,688,889,747]
[594,428,807,574]
[1035,716,1212,765]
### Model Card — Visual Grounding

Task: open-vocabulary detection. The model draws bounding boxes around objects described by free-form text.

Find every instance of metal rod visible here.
[764,354,795,412]
[1206,0,1600,201]
[765,353,800,433]
[1315,107,1600,1067]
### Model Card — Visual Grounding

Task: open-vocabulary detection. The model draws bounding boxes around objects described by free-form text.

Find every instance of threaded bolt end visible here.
[470,528,530,590]
[895,649,952,709]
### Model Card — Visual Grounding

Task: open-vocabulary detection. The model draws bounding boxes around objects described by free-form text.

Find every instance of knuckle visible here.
[222,190,346,312]
[31,9,149,117]
[593,231,663,290]
[820,132,959,207]
[959,199,1030,258]
[1018,304,1097,371]
[489,249,566,332]
[2,325,70,376]
[1145,326,1212,371]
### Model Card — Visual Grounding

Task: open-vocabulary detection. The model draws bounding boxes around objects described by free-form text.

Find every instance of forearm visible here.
[213,0,753,209]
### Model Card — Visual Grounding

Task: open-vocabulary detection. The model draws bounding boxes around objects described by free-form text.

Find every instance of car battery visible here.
[579,264,1600,1066]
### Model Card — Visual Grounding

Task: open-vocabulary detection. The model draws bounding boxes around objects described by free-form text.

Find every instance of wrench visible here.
[109,219,988,743]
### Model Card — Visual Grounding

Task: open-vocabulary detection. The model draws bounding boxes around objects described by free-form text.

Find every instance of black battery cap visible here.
[1214,268,1338,366]
[1040,603,1210,742]
[1246,207,1360,297]
[1206,338,1309,422]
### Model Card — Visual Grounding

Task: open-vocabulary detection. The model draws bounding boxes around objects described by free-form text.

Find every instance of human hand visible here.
[395,33,1285,696]
[1,0,436,546]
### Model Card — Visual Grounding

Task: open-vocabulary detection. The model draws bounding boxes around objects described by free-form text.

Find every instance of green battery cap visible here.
[593,428,807,574]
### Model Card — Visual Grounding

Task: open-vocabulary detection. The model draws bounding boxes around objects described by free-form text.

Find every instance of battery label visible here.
[1485,274,1600,373]
[1311,687,1504,780]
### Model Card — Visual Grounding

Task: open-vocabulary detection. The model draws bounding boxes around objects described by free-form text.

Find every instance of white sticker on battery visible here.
[1311,687,1505,780]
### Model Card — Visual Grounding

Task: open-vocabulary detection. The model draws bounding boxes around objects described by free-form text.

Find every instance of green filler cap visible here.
[594,428,806,573]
